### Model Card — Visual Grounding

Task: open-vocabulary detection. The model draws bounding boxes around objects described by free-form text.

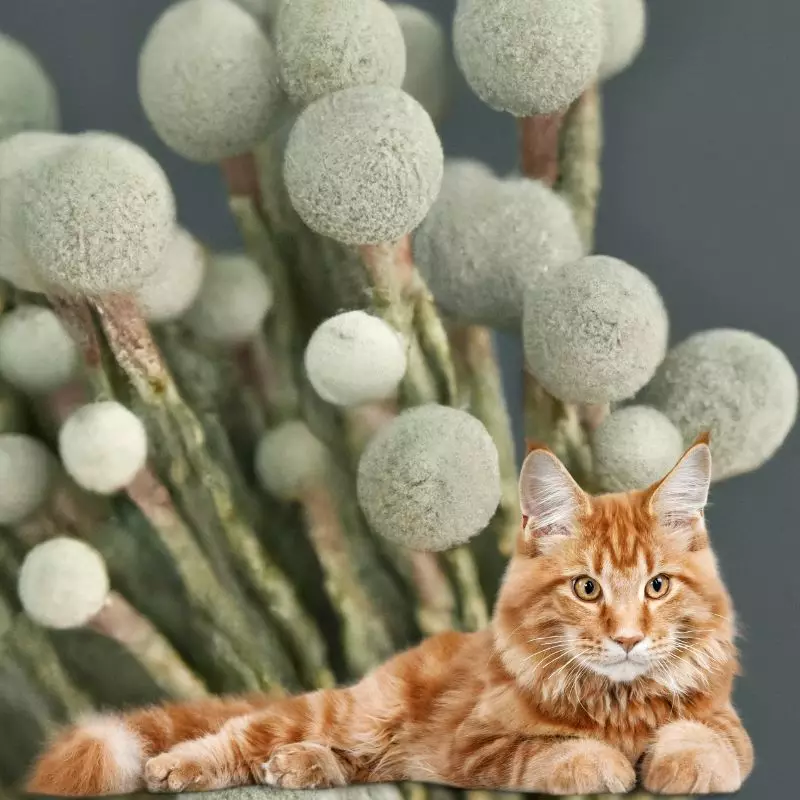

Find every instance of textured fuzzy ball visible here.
[392,4,450,122]
[642,329,799,481]
[255,421,329,501]
[0,434,55,524]
[139,0,283,162]
[59,402,148,494]
[134,228,207,323]
[0,32,60,140]
[453,0,603,116]
[233,0,282,29]
[599,0,647,80]
[0,306,78,394]
[276,0,406,106]
[415,162,583,328]
[357,405,500,551]
[592,406,684,492]
[0,131,72,292]
[524,255,668,403]
[305,311,407,407]
[284,86,443,245]
[20,133,176,295]
[18,538,110,630]
[184,252,273,343]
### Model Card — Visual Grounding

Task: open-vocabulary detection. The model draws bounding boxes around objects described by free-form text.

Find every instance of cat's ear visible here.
[648,433,712,535]
[519,445,588,545]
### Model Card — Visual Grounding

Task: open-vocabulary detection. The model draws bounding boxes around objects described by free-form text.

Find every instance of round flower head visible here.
[138,0,283,162]
[357,405,501,551]
[276,0,405,106]
[59,402,148,495]
[599,0,647,81]
[0,32,60,140]
[0,434,55,525]
[184,252,273,343]
[0,306,78,394]
[592,406,684,492]
[20,132,176,295]
[415,163,582,328]
[524,255,668,404]
[305,311,407,407]
[232,0,282,29]
[642,329,799,481]
[255,421,328,501]
[134,228,207,324]
[284,86,443,245]
[18,537,110,630]
[0,131,72,292]
[453,0,603,116]
[392,4,451,123]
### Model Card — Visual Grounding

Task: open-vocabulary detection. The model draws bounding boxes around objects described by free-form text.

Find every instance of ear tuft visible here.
[519,447,586,540]
[649,441,712,531]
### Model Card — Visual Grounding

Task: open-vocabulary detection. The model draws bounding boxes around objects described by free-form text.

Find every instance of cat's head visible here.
[494,435,736,695]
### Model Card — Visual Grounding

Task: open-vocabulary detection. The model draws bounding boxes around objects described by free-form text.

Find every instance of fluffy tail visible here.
[26,694,273,796]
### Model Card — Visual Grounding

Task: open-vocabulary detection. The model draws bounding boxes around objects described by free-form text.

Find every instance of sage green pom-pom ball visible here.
[415,162,582,328]
[276,0,406,106]
[20,133,176,295]
[599,0,647,81]
[139,0,283,162]
[184,252,273,343]
[453,0,603,116]
[357,405,501,551]
[18,538,110,630]
[592,406,684,492]
[134,228,207,324]
[233,0,282,30]
[0,32,60,140]
[0,306,78,394]
[392,4,451,122]
[0,131,72,292]
[255,421,329,501]
[284,86,443,245]
[59,402,148,495]
[305,311,407,407]
[642,330,799,481]
[523,255,669,404]
[0,434,55,525]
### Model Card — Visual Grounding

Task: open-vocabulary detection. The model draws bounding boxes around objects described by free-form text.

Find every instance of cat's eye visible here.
[573,576,602,602]
[645,574,671,600]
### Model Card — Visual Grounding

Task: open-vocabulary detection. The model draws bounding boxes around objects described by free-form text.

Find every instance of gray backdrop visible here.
[1,1,797,797]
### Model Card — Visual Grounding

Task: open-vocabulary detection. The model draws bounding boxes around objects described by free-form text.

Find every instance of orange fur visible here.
[26,441,753,796]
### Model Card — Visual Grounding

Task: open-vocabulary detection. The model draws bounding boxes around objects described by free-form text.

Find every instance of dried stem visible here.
[88,591,208,700]
[519,112,565,188]
[442,548,489,632]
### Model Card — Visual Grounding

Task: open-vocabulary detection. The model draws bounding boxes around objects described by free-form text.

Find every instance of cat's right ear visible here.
[519,446,588,550]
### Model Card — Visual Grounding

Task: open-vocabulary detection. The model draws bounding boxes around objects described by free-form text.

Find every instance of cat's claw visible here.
[642,721,742,794]
[541,740,636,795]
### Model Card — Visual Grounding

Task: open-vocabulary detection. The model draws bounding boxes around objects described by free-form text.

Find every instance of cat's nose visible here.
[613,634,644,653]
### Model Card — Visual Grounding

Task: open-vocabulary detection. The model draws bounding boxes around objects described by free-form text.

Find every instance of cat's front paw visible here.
[642,720,741,795]
[542,739,636,795]
[262,742,348,789]
[145,743,232,794]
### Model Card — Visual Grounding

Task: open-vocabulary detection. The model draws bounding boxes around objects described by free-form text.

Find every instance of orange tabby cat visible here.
[27,435,753,796]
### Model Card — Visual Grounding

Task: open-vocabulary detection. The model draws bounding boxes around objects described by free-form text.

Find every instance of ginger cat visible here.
[27,436,753,796]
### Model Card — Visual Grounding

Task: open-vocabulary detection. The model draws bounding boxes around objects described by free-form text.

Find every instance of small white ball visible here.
[134,228,207,323]
[59,402,148,494]
[0,434,55,524]
[18,537,110,630]
[184,252,273,343]
[0,306,78,394]
[599,0,647,81]
[305,311,407,406]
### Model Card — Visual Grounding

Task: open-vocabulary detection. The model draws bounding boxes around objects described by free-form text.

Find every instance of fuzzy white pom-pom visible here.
[0,434,55,524]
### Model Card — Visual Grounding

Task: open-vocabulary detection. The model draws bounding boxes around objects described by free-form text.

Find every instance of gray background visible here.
[2,1,798,796]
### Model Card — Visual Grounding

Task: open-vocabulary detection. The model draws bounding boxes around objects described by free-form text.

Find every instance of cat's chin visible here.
[587,658,651,683]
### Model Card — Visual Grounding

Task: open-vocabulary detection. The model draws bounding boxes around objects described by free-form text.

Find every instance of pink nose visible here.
[614,635,644,653]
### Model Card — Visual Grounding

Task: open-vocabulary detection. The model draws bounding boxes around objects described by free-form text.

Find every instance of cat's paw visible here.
[642,720,742,795]
[542,739,636,795]
[262,742,348,789]
[145,749,216,793]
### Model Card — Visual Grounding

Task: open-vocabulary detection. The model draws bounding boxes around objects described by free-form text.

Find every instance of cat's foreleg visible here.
[641,705,753,794]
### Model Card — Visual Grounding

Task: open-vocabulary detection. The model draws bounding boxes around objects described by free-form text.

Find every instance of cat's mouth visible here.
[584,653,652,683]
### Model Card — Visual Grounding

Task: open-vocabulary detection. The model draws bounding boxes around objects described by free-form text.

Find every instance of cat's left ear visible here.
[648,433,712,535]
